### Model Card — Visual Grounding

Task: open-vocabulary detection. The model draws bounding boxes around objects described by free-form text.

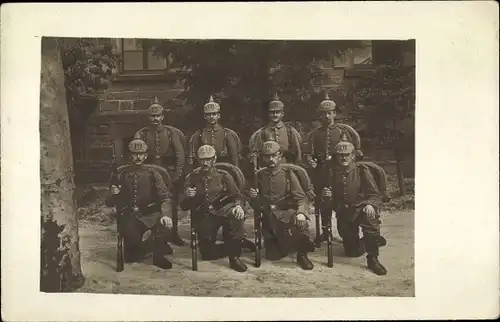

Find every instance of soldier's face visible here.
[131,152,147,165]
[149,114,164,126]
[269,110,284,123]
[204,112,220,124]
[199,157,216,171]
[336,152,354,167]
[262,152,281,168]
[320,111,336,125]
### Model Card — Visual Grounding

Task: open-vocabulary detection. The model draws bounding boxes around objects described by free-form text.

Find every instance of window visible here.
[118,38,169,74]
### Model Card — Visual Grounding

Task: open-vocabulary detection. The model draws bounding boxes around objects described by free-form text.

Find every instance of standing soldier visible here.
[306,93,363,244]
[134,97,186,247]
[181,145,248,272]
[321,138,387,275]
[248,141,315,270]
[188,95,255,252]
[109,139,175,269]
[249,93,303,168]
[188,95,241,167]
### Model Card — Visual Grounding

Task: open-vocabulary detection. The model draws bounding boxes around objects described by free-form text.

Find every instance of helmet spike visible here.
[208,95,214,103]
[153,96,159,104]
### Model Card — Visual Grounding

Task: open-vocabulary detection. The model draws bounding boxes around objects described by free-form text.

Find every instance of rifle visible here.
[309,155,321,248]
[251,166,262,268]
[323,156,334,268]
[111,143,124,273]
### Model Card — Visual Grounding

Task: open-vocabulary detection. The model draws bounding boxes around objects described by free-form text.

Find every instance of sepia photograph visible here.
[2,2,498,321]
[40,37,415,297]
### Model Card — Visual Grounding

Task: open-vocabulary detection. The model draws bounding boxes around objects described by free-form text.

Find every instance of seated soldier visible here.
[322,138,387,275]
[248,141,315,270]
[109,139,174,270]
[181,145,248,273]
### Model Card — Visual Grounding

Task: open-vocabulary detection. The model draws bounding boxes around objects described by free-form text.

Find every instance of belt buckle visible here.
[270,205,276,211]
[208,205,214,211]
[132,206,140,213]
[155,155,161,160]
[326,155,332,161]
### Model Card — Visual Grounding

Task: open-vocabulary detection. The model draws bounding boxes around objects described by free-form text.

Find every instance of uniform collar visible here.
[268,164,283,175]
[268,121,285,129]
[326,122,337,129]
[151,124,165,131]
[204,123,222,132]
[200,167,218,178]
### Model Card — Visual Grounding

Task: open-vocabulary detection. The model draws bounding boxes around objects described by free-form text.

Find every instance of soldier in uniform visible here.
[188,95,256,252]
[321,138,387,275]
[248,141,315,270]
[133,98,186,246]
[307,93,363,243]
[181,145,248,272]
[188,96,240,167]
[250,94,303,166]
[110,139,174,269]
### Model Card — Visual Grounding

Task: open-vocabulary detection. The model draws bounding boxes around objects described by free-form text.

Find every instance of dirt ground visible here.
[76,208,414,297]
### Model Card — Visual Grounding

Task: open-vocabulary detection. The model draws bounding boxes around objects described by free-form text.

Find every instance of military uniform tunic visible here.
[256,164,314,254]
[308,123,358,189]
[327,162,382,236]
[259,122,302,164]
[181,168,245,241]
[189,124,239,166]
[134,125,185,182]
[113,164,173,229]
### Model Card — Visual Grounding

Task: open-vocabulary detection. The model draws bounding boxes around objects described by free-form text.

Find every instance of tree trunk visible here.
[40,37,85,292]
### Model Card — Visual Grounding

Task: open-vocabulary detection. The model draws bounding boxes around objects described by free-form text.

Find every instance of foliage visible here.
[153,40,364,141]
[346,59,415,148]
[60,38,116,106]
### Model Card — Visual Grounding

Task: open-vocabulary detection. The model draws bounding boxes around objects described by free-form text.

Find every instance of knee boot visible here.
[228,240,248,272]
[153,232,173,270]
[364,234,387,276]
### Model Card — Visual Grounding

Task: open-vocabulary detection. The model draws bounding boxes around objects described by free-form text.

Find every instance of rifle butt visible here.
[116,236,124,272]
[326,226,333,268]
[314,201,321,248]
[254,211,262,267]
[190,226,198,271]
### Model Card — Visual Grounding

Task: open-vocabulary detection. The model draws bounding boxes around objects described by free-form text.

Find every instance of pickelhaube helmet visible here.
[148,97,164,116]
[197,145,216,159]
[317,92,336,112]
[203,95,221,113]
[268,93,284,111]
[261,141,281,155]
[128,139,148,153]
[335,132,355,154]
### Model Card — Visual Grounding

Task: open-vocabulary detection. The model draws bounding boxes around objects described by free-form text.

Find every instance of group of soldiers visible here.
[108,93,388,276]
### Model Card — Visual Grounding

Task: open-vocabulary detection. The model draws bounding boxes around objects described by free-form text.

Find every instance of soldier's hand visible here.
[160,216,173,229]
[322,187,332,198]
[111,185,121,195]
[248,188,259,199]
[232,205,245,220]
[186,187,196,197]
[294,213,308,230]
[308,159,317,169]
[363,205,376,220]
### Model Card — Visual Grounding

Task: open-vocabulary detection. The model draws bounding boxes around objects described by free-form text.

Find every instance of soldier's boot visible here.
[360,235,387,247]
[152,233,173,270]
[199,239,226,261]
[296,252,314,270]
[170,208,185,246]
[264,238,288,261]
[228,240,248,273]
[365,234,387,276]
[344,235,366,258]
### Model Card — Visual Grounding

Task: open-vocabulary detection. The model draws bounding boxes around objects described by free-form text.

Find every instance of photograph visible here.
[39,37,416,297]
